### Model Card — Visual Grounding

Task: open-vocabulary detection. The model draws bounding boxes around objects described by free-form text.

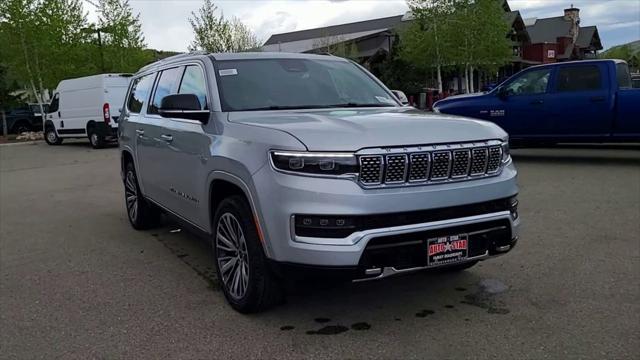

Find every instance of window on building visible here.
[504,68,551,96]
[127,73,156,114]
[557,65,602,92]
[149,67,183,114]
[178,65,208,110]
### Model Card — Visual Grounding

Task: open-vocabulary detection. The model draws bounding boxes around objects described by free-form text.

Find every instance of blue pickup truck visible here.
[433,60,640,144]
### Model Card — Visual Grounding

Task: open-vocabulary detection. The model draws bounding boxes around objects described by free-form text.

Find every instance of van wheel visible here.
[124,162,161,230]
[89,130,105,149]
[213,195,283,313]
[44,127,63,145]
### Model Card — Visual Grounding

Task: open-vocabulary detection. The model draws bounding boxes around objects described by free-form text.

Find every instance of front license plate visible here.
[427,234,468,266]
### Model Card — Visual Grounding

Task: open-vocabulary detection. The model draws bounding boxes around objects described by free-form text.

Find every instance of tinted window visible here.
[48,94,59,113]
[557,65,602,92]
[127,74,155,113]
[149,67,183,114]
[504,68,551,95]
[179,65,208,110]
[616,63,632,89]
[216,59,397,112]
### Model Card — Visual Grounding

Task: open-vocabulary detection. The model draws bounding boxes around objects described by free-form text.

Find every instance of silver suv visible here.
[119,52,520,313]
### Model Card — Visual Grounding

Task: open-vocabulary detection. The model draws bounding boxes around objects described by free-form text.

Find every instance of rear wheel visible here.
[12,121,31,134]
[213,195,283,313]
[44,127,63,145]
[88,129,105,149]
[124,161,161,230]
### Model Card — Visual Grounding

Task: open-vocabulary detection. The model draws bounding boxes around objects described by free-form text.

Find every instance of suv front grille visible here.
[358,141,503,187]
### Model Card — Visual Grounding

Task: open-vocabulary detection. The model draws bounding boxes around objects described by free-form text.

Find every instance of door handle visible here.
[161,134,173,142]
[135,129,144,136]
[590,96,605,102]
[530,99,544,105]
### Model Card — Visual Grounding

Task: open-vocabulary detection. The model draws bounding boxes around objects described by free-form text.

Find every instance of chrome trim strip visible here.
[292,210,513,246]
[353,251,491,282]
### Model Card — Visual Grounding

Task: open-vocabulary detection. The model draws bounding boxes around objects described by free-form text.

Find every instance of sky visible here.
[82,0,640,52]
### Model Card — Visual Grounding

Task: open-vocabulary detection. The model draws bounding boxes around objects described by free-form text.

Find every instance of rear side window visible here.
[127,73,155,113]
[178,65,208,110]
[557,65,602,92]
[616,63,632,89]
[149,67,183,114]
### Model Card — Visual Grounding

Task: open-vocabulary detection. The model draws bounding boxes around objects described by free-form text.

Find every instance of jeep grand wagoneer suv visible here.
[119,52,520,313]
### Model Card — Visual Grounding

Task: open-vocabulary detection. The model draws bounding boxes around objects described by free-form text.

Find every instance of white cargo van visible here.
[45,74,131,148]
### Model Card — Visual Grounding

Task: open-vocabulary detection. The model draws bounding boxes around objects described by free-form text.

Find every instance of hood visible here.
[228,108,506,151]
[434,92,488,106]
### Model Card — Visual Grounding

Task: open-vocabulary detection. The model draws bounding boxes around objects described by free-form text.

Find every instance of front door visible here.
[155,64,212,227]
[492,67,554,138]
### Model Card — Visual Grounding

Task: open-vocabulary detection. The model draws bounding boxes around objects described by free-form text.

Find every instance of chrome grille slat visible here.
[357,141,506,187]
[430,151,452,180]
[385,154,408,183]
[408,153,430,182]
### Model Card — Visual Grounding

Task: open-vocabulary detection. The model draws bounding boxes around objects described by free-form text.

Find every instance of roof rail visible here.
[138,50,209,73]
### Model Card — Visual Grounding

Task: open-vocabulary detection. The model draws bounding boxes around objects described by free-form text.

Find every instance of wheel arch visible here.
[207,171,272,258]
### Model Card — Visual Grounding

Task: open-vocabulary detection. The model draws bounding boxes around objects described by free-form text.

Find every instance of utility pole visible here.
[1,110,7,138]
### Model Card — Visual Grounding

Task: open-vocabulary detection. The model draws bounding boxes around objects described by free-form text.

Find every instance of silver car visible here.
[119,52,520,313]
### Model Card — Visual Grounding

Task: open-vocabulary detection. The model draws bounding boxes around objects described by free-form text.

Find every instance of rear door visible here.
[493,67,554,137]
[545,63,612,138]
[140,66,184,208]
[123,73,157,197]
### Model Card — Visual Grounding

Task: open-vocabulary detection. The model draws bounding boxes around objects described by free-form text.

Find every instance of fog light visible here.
[509,197,519,220]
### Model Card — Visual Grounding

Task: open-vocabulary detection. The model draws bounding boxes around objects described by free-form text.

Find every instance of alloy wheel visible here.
[124,170,138,222]
[216,213,250,300]
[46,131,57,143]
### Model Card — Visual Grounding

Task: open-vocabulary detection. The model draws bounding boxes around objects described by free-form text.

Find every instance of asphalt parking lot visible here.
[1,141,639,359]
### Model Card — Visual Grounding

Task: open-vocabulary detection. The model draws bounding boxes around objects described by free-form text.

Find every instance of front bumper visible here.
[252,162,519,268]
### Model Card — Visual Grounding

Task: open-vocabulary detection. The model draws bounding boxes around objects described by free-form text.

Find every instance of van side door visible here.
[545,63,613,139]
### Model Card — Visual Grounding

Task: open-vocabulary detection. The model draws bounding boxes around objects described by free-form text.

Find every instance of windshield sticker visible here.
[376,96,396,104]
[219,69,238,76]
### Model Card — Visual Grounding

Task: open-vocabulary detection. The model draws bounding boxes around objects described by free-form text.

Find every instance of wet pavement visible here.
[1,141,639,359]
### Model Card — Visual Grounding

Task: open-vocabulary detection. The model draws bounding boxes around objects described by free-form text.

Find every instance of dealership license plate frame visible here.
[426,233,469,267]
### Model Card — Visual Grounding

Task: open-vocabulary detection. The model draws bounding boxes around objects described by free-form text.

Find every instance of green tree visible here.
[96,0,150,72]
[188,0,261,52]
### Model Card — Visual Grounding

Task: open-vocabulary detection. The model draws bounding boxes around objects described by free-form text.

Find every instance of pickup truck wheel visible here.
[44,128,63,145]
[124,162,161,230]
[12,122,30,134]
[89,130,105,149]
[213,196,283,313]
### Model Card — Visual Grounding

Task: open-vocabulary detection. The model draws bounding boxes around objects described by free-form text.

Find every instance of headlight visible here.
[270,151,358,176]
[501,141,511,164]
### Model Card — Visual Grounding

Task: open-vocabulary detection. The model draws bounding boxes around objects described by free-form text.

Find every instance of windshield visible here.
[215,58,399,111]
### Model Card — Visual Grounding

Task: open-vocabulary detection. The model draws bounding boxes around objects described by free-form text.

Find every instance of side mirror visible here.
[391,90,409,105]
[159,94,209,123]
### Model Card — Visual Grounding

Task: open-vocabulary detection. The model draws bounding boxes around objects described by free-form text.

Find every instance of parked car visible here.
[433,59,640,144]
[120,52,520,313]
[2,104,46,134]
[45,73,131,148]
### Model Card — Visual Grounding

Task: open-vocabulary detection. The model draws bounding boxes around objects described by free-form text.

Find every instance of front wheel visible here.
[44,127,63,145]
[213,196,283,313]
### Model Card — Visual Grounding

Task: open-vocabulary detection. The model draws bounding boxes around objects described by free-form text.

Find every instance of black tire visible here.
[44,127,63,145]
[123,161,161,230]
[12,121,31,134]
[213,195,283,313]
[88,129,105,149]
